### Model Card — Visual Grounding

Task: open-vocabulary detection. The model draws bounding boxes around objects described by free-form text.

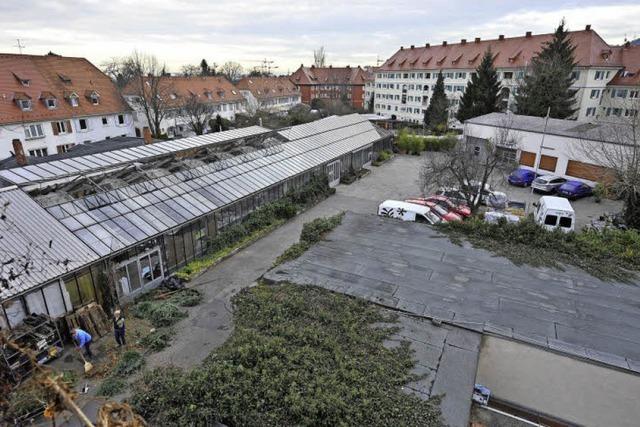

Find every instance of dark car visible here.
[557,180,593,200]
[508,168,536,187]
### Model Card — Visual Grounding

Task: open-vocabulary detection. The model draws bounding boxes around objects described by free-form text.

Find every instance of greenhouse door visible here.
[326,160,341,188]
[115,248,164,298]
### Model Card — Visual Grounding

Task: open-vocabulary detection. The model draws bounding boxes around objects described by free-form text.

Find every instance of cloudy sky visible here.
[1,0,639,74]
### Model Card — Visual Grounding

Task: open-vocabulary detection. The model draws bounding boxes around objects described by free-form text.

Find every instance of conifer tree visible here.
[515,20,578,118]
[456,49,501,122]
[424,71,449,132]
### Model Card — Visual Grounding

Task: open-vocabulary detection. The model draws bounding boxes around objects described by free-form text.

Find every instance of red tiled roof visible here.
[380,29,623,71]
[609,44,640,86]
[290,66,371,86]
[122,75,243,107]
[0,53,131,125]
[235,76,299,100]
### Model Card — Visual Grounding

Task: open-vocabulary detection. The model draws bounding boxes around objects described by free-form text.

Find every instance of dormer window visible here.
[46,98,57,109]
[18,99,32,111]
[85,90,100,105]
[13,72,30,87]
[58,73,72,84]
[91,94,99,105]
[170,93,177,100]
[40,91,57,109]
[65,91,80,107]
[204,91,213,100]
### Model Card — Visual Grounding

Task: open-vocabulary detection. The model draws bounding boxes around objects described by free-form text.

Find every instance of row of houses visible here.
[369,25,640,125]
[0,53,306,163]
[0,114,392,330]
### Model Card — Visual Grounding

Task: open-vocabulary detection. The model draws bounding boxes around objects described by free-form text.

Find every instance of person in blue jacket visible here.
[73,327,93,360]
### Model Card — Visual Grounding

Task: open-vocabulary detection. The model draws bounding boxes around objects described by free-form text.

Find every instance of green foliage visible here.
[113,351,146,377]
[4,380,48,420]
[209,114,231,133]
[439,216,640,281]
[275,213,344,265]
[131,284,443,426]
[140,327,174,352]
[96,377,127,397]
[515,20,578,119]
[424,72,449,132]
[397,130,456,154]
[373,149,393,166]
[169,288,203,307]
[456,49,502,122]
[132,300,187,328]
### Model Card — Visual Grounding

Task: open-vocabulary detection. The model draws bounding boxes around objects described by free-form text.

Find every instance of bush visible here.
[300,213,344,244]
[169,289,203,307]
[132,300,187,328]
[3,381,48,421]
[274,241,310,265]
[97,376,126,397]
[131,284,442,426]
[439,216,640,282]
[113,351,146,377]
[140,328,174,352]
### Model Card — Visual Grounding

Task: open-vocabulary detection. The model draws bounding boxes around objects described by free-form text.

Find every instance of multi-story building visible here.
[236,76,301,113]
[0,53,135,161]
[122,75,246,138]
[290,65,372,109]
[375,26,640,125]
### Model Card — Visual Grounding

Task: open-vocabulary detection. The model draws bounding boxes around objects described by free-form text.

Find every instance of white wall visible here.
[0,113,135,160]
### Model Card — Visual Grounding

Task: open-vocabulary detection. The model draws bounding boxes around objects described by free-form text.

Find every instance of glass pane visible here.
[116,265,130,295]
[140,255,152,285]
[25,291,47,315]
[127,261,142,291]
[63,276,81,308]
[3,299,26,328]
[150,251,162,280]
[164,234,178,271]
[43,282,67,317]
[183,226,195,261]
[77,271,95,303]
[174,231,186,266]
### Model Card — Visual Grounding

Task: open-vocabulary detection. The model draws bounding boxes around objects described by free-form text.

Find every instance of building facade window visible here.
[590,89,600,99]
[28,147,48,157]
[118,114,125,125]
[79,118,88,130]
[25,123,44,139]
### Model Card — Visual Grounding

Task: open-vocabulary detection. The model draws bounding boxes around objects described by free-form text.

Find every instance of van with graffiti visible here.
[377,200,441,225]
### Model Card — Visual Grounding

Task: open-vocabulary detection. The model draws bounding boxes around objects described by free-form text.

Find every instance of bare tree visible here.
[101,56,138,89]
[578,97,640,228]
[420,116,519,213]
[127,51,174,138]
[220,61,243,82]
[180,64,200,77]
[313,46,326,68]
[179,95,216,135]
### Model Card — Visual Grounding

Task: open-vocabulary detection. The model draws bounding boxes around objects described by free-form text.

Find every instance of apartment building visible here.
[236,76,301,112]
[122,75,245,138]
[375,26,639,125]
[290,65,372,109]
[0,53,135,161]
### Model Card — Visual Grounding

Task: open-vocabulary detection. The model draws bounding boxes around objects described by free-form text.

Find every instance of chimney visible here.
[410,45,415,49]
[442,41,447,46]
[425,43,430,48]
[329,64,332,68]
[525,31,532,38]
[461,39,467,45]
[475,37,481,43]
[12,139,27,166]
[346,65,350,68]
[143,127,153,145]
[400,46,404,50]
[499,34,505,41]
[585,24,591,31]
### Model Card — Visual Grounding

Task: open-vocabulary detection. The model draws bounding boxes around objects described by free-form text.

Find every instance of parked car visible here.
[508,168,537,187]
[533,196,575,232]
[531,175,567,193]
[378,200,441,224]
[423,195,471,218]
[557,180,593,200]
[484,211,521,224]
[435,187,508,209]
[405,198,463,222]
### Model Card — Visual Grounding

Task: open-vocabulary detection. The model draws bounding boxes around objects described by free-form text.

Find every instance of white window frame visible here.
[70,96,79,107]
[25,123,44,139]
[46,98,57,109]
[55,121,68,134]
[18,99,32,111]
[28,147,48,157]
[78,118,89,131]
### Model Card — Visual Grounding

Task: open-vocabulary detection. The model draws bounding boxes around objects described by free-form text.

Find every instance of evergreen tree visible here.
[200,59,210,76]
[456,49,501,122]
[424,71,449,132]
[514,20,578,118]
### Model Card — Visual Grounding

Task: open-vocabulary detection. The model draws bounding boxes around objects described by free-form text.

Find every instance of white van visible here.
[378,200,441,224]
[534,196,575,232]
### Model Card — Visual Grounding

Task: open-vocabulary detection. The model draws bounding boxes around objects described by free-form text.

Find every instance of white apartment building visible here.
[375,27,640,126]
[236,76,301,113]
[0,53,135,161]
[123,76,246,139]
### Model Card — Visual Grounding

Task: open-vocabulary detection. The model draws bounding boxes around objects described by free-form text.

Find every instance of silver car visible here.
[531,175,567,193]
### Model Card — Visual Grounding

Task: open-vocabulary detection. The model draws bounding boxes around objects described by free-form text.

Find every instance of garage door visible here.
[539,155,558,172]
[519,151,536,167]
[565,160,612,182]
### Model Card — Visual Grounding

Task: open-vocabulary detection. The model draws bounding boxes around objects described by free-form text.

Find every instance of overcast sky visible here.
[1,0,639,74]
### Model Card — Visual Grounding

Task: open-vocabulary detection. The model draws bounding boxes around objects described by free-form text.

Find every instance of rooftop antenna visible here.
[376,55,384,66]
[14,38,25,54]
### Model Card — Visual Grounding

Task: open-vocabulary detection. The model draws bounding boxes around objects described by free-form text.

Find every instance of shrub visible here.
[132,300,187,327]
[439,216,640,282]
[3,381,48,420]
[113,351,146,377]
[131,284,442,427]
[169,289,203,307]
[97,377,126,397]
[300,213,344,244]
[140,328,174,352]
[274,241,310,265]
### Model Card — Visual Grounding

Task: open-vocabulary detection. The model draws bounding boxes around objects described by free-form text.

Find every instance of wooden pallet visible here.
[65,303,110,339]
